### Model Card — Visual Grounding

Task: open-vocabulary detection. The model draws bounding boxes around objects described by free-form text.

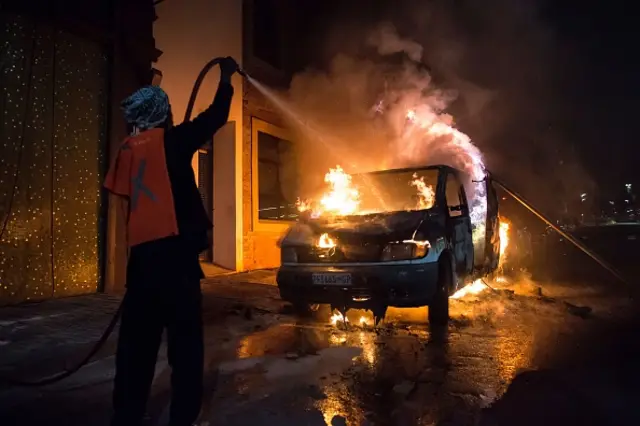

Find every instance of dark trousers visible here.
[111,273,204,426]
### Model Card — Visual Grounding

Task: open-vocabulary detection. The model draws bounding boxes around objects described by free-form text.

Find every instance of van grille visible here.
[296,243,382,263]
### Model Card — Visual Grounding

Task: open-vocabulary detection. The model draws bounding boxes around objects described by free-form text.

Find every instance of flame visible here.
[450,278,488,299]
[330,311,348,325]
[410,173,435,210]
[297,101,487,222]
[403,107,487,246]
[297,166,436,217]
[329,311,371,328]
[313,165,361,216]
[318,233,336,249]
[498,217,510,269]
[296,197,310,212]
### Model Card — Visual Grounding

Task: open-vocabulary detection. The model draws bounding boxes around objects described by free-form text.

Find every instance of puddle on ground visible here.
[218,346,362,380]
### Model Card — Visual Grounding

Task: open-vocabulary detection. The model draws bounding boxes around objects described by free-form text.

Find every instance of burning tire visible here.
[429,257,452,326]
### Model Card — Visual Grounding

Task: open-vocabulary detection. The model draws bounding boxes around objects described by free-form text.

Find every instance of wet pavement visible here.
[0,271,639,425]
[201,276,636,426]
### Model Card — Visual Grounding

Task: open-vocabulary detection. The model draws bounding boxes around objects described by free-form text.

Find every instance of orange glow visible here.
[450,278,488,299]
[330,311,348,325]
[318,233,336,249]
[296,197,310,212]
[318,166,361,216]
[296,166,435,217]
[410,173,435,210]
[498,217,510,269]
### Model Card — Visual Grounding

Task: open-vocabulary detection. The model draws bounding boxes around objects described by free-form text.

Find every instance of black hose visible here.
[1,56,233,387]
[184,57,246,122]
[0,303,123,387]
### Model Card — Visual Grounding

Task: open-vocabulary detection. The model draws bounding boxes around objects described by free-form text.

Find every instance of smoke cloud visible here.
[366,22,424,62]
[285,24,483,200]
[281,0,595,217]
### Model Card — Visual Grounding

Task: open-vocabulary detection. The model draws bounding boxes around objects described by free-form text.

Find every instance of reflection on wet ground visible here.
[205,284,596,425]
[0,272,634,426]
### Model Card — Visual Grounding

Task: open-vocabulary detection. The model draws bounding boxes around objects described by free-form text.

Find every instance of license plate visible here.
[312,273,352,286]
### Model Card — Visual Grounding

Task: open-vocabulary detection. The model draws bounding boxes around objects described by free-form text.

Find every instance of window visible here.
[256,131,297,221]
[445,173,465,217]
[251,0,282,70]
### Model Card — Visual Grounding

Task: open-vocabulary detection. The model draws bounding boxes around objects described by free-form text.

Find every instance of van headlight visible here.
[380,240,430,261]
[281,247,298,263]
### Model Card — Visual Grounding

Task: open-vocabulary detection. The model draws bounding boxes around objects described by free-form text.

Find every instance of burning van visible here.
[277,165,501,325]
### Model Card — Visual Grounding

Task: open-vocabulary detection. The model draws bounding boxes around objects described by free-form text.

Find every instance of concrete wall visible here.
[154,0,244,270]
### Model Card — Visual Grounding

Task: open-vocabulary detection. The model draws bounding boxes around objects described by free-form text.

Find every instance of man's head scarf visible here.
[121,86,169,130]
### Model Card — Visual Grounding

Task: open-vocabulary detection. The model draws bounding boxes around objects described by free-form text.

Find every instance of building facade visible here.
[153,0,303,277]
[0,0,306,303]
[0,0,159,305]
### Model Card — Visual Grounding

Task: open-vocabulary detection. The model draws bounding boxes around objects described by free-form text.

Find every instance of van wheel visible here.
[429,258,452,326]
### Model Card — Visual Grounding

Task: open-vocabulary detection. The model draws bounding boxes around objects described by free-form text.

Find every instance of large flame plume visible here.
[296,166,436,217]
[287,24,488,238]
[319,166,360,216]
[411,173,435,210]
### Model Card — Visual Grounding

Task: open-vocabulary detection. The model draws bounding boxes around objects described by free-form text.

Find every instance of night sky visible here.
[544,0,640,188]
[288,0,639,215]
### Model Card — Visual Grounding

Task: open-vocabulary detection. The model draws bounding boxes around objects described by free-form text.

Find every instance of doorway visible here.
[197,145,213,261]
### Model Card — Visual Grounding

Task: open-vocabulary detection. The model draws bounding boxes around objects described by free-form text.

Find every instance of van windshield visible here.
[345,168,440,215]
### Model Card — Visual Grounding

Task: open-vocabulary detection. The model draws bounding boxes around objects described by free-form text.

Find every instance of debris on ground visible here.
[331,415,347,426]
[304,384,328,400]
[564,302,592,319]
[450,316,473,328]
[537,295,556,304]
[226,303,247,315]
[243,306,253,320]
[278,304,294,315]
[494,289,515,299]
[393,380,416,396]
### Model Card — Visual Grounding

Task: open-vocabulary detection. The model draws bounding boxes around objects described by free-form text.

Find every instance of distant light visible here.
[609,201,615,205]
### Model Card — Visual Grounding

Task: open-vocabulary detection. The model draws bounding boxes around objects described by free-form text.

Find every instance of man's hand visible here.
[219,57,239,83]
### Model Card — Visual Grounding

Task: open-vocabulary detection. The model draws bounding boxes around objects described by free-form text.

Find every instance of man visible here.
[105,56,239,426]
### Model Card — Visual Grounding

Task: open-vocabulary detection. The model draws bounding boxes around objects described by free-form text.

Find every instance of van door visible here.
[445,172,474,275]
[485,177,500,273]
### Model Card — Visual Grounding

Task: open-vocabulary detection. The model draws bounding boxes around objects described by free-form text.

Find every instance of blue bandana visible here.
[121,86,169,130]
